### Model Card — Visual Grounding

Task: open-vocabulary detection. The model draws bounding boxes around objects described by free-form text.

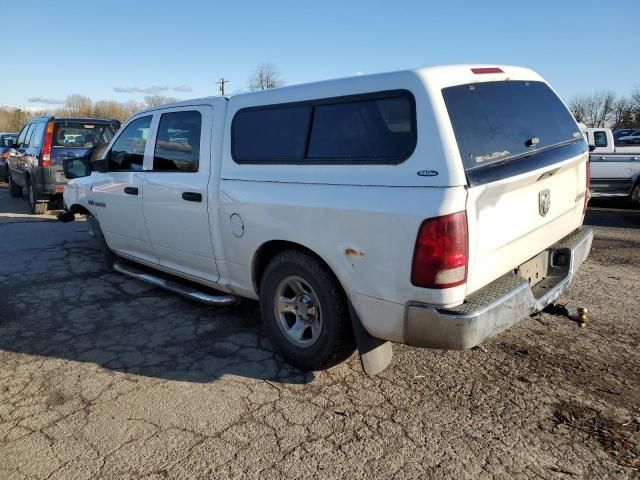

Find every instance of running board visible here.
[113,261,239,306]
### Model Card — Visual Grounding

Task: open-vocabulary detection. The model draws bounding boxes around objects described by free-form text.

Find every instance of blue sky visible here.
[1,0,637,109]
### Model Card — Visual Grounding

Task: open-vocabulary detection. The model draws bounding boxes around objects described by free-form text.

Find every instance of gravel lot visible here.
[0,184,638,479]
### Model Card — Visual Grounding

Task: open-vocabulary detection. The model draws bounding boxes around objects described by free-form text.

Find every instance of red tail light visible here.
[411,211,468,289]
[1,151,8,159]
[584,160,591,214]
[40,121,54,167]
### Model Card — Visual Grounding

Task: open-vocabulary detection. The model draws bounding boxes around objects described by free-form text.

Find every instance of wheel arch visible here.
[252,240,350,299]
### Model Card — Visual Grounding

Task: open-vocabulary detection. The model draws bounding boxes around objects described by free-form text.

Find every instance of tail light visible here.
[584,160,591,214]
[40,121,54,167]
[411,211,468,289]
[1,151,8,160]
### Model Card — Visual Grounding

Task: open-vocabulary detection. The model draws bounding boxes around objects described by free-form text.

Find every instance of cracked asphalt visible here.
[0,185,639,479]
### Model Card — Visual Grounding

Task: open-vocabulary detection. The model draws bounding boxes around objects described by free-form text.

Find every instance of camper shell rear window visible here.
[442,80,586,185]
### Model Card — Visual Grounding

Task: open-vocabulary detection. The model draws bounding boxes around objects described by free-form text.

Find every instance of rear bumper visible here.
[405,227,593,349]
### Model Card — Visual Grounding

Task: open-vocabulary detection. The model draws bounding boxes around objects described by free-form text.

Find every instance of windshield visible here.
[442,81,582,171]
[52,122,118,148]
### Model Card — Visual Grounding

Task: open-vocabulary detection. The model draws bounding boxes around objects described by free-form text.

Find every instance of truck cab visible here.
[584,127,640,203]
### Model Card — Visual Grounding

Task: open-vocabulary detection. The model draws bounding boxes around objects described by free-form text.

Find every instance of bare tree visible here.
[610,98,635,130]
[65,94,94,117]
[143,95,178,108]
[248,63,283,91]
[568,91,616,127]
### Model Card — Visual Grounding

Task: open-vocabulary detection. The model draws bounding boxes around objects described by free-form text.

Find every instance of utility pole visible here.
[216,78,230,96]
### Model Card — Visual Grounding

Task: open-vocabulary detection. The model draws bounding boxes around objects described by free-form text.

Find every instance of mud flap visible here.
[348,302,393,375]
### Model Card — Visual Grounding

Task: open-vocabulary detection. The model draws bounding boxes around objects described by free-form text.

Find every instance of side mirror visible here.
[62,156,92,179]
[588,144,596,152]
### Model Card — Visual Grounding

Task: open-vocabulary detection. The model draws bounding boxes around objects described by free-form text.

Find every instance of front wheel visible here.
[8,174,22,197]
[630,182,640,209]
[259,250,354,371]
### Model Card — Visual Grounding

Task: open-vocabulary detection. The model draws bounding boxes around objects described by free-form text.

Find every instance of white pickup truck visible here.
[62,65,593,374]
[583,127,640,204]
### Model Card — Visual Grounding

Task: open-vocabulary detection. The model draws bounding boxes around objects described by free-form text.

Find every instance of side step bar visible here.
[113,261,239,306]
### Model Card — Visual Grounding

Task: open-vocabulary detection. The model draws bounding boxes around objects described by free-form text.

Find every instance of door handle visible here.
[632,156,639,161]
[124,187,138,195]
[182,192,202,202]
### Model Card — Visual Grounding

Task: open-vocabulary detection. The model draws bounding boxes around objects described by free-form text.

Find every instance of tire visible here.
[87,215,115,271]
[259,250,354,371]
[8,174,22,197]
[630,182,640,209]
[26,178,47,215]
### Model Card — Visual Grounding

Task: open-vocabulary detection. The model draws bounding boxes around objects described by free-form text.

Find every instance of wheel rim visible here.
[273,275,323,348]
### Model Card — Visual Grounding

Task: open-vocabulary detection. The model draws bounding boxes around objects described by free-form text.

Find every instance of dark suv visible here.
[7,117,120,214]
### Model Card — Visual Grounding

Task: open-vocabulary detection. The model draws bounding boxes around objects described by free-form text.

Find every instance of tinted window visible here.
[31,122,46,149]
[22,124,36,148]
[15,126,28,147]
[1,135,16,147]
[233,105,311,162]
[53,122,118,148]
[442,81,582,170]
[307,95,414,160]
[593,131,608,147]
[108,116,152,171]
[231,90,416,164]
[152,111,201,171]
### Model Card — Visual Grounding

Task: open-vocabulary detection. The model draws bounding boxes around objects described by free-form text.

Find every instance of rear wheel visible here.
[26,178,47,215]
[8,174,22,197]
[259,250,354,371]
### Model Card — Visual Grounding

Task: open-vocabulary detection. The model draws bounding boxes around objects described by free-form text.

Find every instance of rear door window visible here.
[108,116,152,172]
[31,122,46,149]
[593,131,608,147]
[443,81,582,171]
[23,124,36,148]
[152,111,202,171]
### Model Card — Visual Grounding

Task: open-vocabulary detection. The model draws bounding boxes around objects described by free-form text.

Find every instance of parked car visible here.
[583,127,640,204]
[6,117,120,214]
[613,128,640,142]
[62,65,593,374]
[0,133,18,181]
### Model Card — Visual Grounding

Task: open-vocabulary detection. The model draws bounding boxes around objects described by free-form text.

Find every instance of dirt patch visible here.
[554,400,640,471]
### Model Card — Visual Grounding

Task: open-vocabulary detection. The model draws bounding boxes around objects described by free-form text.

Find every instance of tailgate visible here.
[465,152,587,294]
[441,79,589,295]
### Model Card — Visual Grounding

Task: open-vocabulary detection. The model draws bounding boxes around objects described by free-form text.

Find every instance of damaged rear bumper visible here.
[405,227,594,349]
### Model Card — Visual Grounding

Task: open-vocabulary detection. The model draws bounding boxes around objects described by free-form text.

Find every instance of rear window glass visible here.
[53,122,118,148]
[442,81,582,170]
[593,131,608,147]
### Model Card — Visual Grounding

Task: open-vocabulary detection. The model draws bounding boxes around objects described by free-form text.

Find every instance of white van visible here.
[62,65,593,374]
